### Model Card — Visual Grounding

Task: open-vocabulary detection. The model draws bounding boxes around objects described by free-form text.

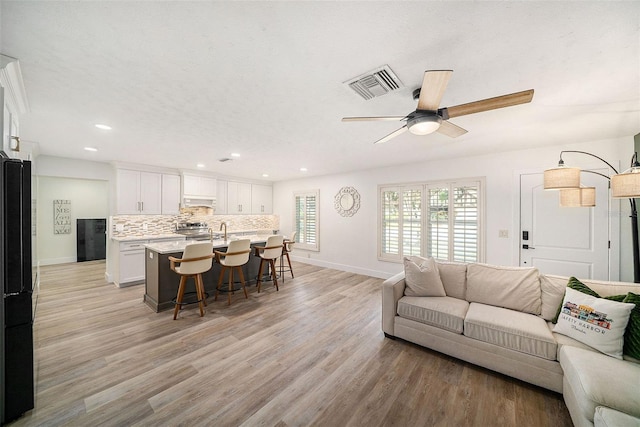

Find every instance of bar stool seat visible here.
[254,235,284,292]
[214,239,251,306]
[169,242,214,320]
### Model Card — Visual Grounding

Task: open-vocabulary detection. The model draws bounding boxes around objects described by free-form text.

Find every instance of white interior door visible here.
[520,170,610,280]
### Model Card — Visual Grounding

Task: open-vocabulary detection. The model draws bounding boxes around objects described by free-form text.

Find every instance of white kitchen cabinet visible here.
[215,180,228,214]
[183,173,216,198]
[227,181,251,214]
[251,184,273,214]
[161,174,181,215]
[118,241,147,285]
[113,236,185,287]
[116,169,162,214]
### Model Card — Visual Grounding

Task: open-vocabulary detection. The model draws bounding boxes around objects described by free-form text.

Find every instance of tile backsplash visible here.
[110,207,280,238]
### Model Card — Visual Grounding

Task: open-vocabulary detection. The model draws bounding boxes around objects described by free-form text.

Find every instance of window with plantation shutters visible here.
[380,188,400,256]
[453,185,479,262]
[294,190,319,251]
[379,186,422,261]
[379,179,483,263]
[427,186,449,260]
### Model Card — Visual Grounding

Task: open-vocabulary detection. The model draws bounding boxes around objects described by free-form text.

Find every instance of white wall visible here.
[273,136,636,281]
[37,176,109,265]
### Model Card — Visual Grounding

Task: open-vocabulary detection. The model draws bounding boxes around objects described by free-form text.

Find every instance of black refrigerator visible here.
[0,154,34,424]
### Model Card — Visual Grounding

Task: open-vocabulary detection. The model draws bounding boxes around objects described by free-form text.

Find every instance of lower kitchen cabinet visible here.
[112,237,185,287]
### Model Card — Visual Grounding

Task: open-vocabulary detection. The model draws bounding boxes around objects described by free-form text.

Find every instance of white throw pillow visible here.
[403,256,446,297]
[553,287,635,359]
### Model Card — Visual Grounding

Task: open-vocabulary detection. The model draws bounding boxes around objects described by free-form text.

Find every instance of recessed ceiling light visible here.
[300,167,308,172]
[262,173,269,178]
[196,163,205,168]
[84,147,98,152]
[95,124,112,130]
[231,153,241,157]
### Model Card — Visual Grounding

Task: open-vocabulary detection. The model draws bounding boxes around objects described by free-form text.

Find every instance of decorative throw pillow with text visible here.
[553,287,634,359]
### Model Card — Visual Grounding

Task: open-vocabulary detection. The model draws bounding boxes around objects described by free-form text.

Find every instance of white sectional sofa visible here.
[381,260,640,427]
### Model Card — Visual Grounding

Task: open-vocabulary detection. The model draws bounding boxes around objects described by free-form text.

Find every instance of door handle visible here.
[522,244,536,249]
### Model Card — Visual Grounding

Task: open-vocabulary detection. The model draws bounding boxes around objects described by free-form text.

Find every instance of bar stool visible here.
[169,241,214,320]
[278,231,297,281]
[254,235,284,293]
[214,238,251,306]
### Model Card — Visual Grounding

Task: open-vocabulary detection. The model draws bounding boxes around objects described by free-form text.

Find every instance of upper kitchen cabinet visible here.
[116,169,162,214]
[227,181,251,214]
[215,180,228,214]
[161,174,181,215]
[182,173,216,199]
[251,184,272,214]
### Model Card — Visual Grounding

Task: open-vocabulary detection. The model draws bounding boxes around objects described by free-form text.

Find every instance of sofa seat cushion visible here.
[549,321,598,360]
[397,296,469,334]
[464,303,557,360]
[594,407,640,427]
[560,345,640,421]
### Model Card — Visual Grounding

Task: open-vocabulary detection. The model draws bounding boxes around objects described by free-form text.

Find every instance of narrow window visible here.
[293,190,319,251]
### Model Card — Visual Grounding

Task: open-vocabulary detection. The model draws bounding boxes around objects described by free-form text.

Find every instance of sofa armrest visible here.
[382,271,406,336]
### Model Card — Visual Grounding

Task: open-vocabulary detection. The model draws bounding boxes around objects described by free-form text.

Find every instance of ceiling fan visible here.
[342,70,534,144]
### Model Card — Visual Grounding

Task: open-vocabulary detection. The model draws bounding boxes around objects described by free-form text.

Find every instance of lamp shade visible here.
[543,167,581,190]
[611,167,640,198]
[559,187,596,207]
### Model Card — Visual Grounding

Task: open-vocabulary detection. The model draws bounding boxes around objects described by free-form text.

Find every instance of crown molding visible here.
[0,55,29,115]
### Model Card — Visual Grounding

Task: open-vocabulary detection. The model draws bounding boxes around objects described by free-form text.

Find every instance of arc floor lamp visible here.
[544,150,640,283]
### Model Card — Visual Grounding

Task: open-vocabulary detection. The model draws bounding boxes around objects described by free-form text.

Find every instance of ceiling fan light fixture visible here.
[407,115,442,135]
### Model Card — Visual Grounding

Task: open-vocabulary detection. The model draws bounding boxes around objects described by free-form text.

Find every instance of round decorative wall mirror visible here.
[334,186,361,217]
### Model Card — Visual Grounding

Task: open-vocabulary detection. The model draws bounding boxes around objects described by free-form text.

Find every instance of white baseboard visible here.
[290,255,392,279]
[38,256,77,266]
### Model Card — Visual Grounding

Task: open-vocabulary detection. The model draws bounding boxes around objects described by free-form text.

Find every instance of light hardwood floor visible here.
[10,260,572,426]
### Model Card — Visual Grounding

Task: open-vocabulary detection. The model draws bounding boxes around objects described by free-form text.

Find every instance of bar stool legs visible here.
[215,265,249,306]
[278,250,294,281]
[173,273,207,320]
[257,257,279,293]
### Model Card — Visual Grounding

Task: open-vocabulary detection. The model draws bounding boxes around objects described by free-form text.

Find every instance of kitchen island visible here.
[144,236,268,312]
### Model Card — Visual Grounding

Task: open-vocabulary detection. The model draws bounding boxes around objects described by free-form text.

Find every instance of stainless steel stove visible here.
[175,222,213,241]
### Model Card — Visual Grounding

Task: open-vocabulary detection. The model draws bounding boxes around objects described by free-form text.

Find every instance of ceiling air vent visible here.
[218,158,233,162]
[344,65,403,100]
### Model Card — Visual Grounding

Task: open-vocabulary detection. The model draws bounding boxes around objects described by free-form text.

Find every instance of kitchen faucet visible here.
[208,227,214,242]
[219,222,227,242]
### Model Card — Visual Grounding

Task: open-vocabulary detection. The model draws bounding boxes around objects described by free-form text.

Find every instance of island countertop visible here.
[144,235,269,254]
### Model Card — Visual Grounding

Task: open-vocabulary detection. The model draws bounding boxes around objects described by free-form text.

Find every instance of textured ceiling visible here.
[1,1,639,181]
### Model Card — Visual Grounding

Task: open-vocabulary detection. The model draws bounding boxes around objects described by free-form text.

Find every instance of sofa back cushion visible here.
[540,275,568,321]
[576,277,640,297]
[466,263,541,315]
[436,260,467,300]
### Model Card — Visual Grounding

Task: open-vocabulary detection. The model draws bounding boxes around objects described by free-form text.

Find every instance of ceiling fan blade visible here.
[417,70,453,111]
[342,116,405,122]
[444,89,534,118]
[437,120,468,138]
[373,126,407,144]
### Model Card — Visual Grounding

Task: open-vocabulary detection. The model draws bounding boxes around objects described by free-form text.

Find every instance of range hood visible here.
[183,197,216,208]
